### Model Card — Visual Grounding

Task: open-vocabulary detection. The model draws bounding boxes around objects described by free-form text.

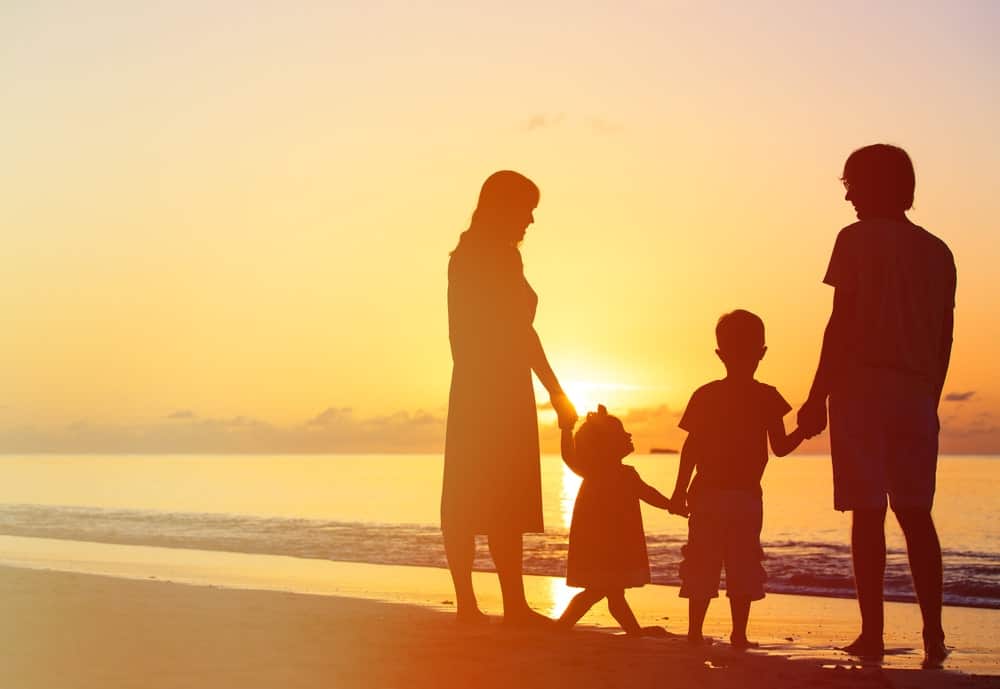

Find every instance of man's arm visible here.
[934,309,954,407]
[800,288,855,434]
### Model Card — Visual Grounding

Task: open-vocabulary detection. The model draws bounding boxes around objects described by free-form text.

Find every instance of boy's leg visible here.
[843,507,887,656]
[557,588,605,630]
[443,528,485,623]
[728,597,757,649]
[688,598,711,644]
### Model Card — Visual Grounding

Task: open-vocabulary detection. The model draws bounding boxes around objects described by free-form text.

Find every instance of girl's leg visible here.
[607,589,641,635]
[443,528,485,623]
[557,588,605,630]
[488,531,548,624]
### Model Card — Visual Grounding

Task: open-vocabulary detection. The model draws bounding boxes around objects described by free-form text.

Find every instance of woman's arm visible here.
[528,329,577,427]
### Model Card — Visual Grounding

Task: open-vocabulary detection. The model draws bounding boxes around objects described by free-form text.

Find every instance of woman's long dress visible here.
[442,233,543,535]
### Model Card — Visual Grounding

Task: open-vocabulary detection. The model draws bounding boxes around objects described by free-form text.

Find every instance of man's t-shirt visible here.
[679,379,791,496]
[823,220,956,392]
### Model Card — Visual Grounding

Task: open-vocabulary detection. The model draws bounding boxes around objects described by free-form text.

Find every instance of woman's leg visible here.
[488,531,548,623]
[607,590,642,635]
[443,528,485,622]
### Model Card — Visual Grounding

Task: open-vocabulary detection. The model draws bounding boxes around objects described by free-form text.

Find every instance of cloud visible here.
[520,113,566,131]
[0,407,447,454]
[944,391,976,402]
[589,117,624,134]
[167,410,197,420]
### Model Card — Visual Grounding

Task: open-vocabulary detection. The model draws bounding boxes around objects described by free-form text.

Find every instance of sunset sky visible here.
[2,2,998,453]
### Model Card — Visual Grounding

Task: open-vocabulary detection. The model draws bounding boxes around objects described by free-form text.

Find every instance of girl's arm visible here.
[636,479,671,510]
[561,428,583,476]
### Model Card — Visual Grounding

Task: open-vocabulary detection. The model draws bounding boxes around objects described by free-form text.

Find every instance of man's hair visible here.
[716,309,765,352]
[842,144,915,211]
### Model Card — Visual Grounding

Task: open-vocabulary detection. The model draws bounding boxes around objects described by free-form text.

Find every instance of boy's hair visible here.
[574,405,621,470]
[716,310,765,352]
[842,143,915,211]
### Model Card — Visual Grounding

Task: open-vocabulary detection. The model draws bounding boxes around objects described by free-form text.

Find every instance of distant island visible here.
[649,448,678,454]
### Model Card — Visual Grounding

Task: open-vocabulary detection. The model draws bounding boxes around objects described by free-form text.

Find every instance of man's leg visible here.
[894,507,946,664]
[844,506,887,655]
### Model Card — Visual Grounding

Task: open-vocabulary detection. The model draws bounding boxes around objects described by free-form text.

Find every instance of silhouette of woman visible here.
[443,171,577,625]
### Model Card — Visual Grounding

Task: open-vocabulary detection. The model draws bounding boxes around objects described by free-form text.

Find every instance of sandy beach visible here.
[2,549,998,689]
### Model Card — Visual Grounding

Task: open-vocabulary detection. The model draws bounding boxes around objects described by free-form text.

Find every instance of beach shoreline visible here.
[1,535,998,686]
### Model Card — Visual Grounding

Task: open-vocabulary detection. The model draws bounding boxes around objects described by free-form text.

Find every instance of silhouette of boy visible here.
[669,310,807,648]
[798,144,956,668]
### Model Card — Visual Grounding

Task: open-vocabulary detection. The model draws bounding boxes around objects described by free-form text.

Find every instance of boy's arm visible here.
[668,435,699,515]
[767,416,807,457]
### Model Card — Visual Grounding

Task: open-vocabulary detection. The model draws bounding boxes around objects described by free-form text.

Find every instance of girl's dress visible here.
[566,464,652,589]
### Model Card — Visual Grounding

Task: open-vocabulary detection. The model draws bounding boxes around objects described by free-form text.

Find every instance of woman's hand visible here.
[550,391,578,430]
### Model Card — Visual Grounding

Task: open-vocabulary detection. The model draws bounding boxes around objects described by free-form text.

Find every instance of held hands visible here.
[797,397,828,438]
[551,390,578,430]
[667,490,690,518]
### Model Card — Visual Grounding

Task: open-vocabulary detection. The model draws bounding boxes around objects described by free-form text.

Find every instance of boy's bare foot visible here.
[839,635,884,659]
[922,640,950,669]
[687,633,713,646]
[455,609,490,626]
[729,635,759,650]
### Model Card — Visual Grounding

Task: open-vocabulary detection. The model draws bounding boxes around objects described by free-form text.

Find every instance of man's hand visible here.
[667,491,689,518]
[797,398,828,437]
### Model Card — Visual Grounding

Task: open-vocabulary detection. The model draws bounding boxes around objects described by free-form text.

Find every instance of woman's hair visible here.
[841,144,915,211]
[471,170,540,228]
[574,405,623,471]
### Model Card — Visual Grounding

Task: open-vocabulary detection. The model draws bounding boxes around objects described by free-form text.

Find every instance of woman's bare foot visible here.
[636,625,667,638]
[455,608,490,625]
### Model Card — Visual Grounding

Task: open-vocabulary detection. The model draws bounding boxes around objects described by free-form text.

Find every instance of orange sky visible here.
[2,2,998,452]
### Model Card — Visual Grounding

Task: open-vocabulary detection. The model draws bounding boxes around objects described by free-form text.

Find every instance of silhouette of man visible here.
[798,144,956,668]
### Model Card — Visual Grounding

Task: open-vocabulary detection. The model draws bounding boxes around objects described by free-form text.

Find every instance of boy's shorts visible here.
[678,489,765,601]
[829,368,939,512]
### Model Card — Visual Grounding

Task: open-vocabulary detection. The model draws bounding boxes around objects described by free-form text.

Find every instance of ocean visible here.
[0,454,996,609]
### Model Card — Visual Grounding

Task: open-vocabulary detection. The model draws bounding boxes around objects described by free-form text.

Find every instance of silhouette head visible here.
[469,170,539,245]
[715,310,767,379]
[574,405,634,473]
[841,144,915,220]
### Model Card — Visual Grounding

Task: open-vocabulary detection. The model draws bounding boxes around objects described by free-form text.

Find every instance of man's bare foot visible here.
[729,635,759,650]
[840,635,884,659]
[455,608,490,626]
[922,640,950,669]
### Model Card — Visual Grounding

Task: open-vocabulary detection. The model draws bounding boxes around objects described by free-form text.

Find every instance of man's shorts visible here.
[678,489,766,601]
[829,368,939,512]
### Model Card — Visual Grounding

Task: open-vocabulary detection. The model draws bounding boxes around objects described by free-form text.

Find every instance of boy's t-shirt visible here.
[679,379,791,496]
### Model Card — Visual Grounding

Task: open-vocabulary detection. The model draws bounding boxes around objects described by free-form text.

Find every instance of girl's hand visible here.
[551,391,578,429]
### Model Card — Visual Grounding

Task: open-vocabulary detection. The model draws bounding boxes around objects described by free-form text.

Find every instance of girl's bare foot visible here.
[503,608,553,629]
